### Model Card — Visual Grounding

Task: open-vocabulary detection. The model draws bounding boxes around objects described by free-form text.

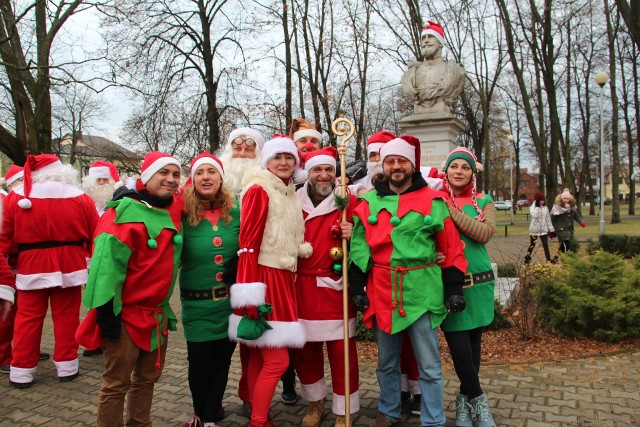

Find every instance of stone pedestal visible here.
[397,112,466,169]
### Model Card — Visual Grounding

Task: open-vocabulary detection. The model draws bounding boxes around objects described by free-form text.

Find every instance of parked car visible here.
[516,199,531,208]
[494,200,512,211]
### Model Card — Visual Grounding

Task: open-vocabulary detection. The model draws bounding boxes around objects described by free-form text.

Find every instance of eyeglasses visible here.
[232,137,256,147]
[383,158,409,167]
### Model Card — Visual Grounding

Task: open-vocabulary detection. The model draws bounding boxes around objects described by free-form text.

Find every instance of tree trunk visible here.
[605,0,621,223]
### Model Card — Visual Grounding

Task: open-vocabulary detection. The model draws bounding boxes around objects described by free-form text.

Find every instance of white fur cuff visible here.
[230,282,266,308]
[298,242,313,259]
[0,285,15,304]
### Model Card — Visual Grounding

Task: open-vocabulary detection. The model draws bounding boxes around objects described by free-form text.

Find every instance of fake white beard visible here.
[218,149,261,195]
[367,160,383,177]
[82,176,116,206]
[32,164,80,187]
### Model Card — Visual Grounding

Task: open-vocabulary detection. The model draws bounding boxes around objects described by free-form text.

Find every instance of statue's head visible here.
[420,21,445,60]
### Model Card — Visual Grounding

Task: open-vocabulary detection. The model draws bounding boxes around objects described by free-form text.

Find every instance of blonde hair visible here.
[555,192,576,207]
[183,184,235,227]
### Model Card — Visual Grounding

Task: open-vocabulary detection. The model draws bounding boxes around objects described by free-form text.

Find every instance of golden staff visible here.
[331,118,355,425]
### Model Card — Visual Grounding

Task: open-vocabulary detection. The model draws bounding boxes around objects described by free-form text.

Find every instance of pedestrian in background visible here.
[524,191,555,264]
[550,188,585,260]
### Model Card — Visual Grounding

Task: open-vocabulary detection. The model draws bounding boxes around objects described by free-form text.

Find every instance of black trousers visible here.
[187,338,237,422]
[443,327,484,399]
[525,234,552,262]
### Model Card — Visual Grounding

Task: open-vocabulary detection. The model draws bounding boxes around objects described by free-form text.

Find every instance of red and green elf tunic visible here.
[350,186,467,334]
[77,197,183,357]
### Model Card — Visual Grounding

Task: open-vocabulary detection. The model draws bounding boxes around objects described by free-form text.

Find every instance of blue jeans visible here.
[373,313,444,427]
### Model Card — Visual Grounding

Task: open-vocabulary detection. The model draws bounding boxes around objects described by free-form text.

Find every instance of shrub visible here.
[355,312,374,341]
[537,251,640,343]
[497,263,517,277]
[599,234,640,258]
[585,239,601,255]
[487,299,512,330]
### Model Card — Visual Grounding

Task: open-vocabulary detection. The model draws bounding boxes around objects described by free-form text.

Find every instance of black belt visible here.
[463,269,495,288]
[181,285,229,301]
[17,240,84,252]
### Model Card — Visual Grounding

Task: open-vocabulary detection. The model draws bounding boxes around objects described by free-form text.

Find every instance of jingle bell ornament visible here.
[332,262,343,274]
[329,246,343,260]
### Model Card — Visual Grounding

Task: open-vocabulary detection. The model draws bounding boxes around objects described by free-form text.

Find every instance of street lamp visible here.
[507,134,515,224]
[595,71,609,235]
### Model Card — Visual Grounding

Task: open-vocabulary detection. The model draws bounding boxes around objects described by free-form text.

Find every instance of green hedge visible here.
[599,234,640,258]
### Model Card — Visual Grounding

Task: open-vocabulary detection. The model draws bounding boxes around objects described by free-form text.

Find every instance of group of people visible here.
[525,188,586,264]
[0,118,501,427]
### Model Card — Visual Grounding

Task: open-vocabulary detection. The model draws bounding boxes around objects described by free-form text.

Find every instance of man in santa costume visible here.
[0,154,98,389]
[348,135,467,427]
[82,160,124,215]
[289,118,323,150]
[218,127,265,197]
[292,147,359,427]
[228,136,312,427]
[76,151,183,426]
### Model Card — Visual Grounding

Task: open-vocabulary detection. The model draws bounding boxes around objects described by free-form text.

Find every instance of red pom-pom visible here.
[389,302,397,310]
[399,309,407,317]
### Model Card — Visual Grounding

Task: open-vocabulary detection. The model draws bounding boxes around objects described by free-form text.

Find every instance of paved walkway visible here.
[1,287,638,427]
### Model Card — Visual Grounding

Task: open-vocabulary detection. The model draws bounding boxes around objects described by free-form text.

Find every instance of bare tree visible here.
[613,0,640,50]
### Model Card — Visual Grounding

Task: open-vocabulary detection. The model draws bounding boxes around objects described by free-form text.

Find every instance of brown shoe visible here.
[301,399,326,427]
[370,412,392,427]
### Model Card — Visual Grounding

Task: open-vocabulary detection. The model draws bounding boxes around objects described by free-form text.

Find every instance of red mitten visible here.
[580,221,586,228]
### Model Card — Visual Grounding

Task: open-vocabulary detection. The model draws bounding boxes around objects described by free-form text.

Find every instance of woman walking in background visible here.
[524,191,555,264]
[441,147,497,427]
[550,188,586,260]
[180,153,240,427]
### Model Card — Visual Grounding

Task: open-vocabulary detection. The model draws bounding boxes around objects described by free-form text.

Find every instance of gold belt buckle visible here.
[212,285,229,301]
[463,273,474,289]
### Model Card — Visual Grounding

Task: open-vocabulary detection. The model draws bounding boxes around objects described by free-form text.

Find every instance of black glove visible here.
[345,161,367,184]
[442,266,466,313]
[222,256,238,285]
[96,299,122,340]
[351,294,369,312]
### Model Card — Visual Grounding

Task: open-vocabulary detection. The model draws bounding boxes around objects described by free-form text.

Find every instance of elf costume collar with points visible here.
[79,196,183,359]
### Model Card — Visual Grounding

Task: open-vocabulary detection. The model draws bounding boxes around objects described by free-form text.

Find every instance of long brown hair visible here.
[183,183,235,227]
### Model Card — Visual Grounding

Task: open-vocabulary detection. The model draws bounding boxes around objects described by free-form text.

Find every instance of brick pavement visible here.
[1,287,638,427]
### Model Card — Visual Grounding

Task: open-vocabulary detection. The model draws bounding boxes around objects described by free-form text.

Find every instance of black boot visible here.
[280,360,298,405]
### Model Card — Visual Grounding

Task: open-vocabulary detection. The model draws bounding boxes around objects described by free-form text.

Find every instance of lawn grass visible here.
[493,207,640,238]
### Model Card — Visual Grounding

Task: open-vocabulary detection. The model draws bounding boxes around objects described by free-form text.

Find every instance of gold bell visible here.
[329,246,343,260]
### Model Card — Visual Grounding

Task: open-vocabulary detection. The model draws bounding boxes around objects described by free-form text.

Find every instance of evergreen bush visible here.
[355,311,374,341]
[497,263,517,277]
[487,299,512,330]
[599,234,640,258]
[537,251,640,343]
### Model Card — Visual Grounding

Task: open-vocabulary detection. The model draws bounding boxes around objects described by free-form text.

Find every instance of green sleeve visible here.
[83,232,132,315]
[348,215,372,273]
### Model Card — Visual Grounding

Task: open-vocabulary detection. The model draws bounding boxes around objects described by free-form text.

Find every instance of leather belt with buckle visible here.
[463,269,495,288]
[180,285,229,301]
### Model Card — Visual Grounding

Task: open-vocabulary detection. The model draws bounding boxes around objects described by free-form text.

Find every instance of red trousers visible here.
[292,339,360,415]
[10,287,80,383]
[247,347,289,423]
[400,331,420,395]
[238,343,251,402]
[0,298,16,366]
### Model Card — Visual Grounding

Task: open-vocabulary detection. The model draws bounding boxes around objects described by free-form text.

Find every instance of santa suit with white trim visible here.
[228,136,312,425]
[0,155,98,385]
[292,147,360,416]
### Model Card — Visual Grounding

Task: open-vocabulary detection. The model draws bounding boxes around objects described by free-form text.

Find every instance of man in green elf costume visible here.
[348,135,468,427]
[76,151,184,427]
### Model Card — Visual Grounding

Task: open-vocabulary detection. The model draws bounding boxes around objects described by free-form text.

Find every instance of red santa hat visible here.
[1,164,24,187]
[88,161,123,188]
[18,154,63,209]
[367,130,397,156]
[379,135,422,170]
[421,20,445,46]
[190,152,225,181]
[228,127,265,149]
[289,118,323,144]
[140,151,181,185]
[303,146,337,171]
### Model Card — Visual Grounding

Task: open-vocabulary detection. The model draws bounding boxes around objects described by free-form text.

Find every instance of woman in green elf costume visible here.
[441,147,497,427]
[179,152,240,427]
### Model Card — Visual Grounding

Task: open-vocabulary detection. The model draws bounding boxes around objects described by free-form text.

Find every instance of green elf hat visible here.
[443,147,482,174]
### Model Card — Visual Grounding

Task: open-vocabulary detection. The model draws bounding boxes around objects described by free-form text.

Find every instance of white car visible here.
[494,200,512,211]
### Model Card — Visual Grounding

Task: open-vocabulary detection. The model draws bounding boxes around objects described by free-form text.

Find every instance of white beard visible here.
[82,176,115,210]
[218,149,261,196]
[367,160,382,177]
